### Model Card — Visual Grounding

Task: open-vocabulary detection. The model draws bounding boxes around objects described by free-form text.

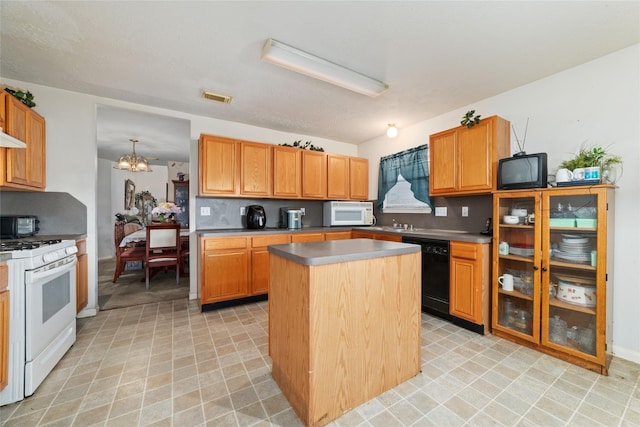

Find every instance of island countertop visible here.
[267,238,420,266]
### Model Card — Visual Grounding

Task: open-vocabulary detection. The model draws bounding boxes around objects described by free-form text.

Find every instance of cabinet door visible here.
[201,250,249,304]
[251,234,289,295]
[76,239,88,314]
[492,191,541,343]
[457,120,491,192]
[273,146,301,198]
[241,142,271,196]
[541,187,610,366]
[173,180,189,228]
[429,130,457,195]
[450,242,482,324]
[199,135,239,195]
[349,157,368,201]
[301,150,327,198]
[327,154,349,200]
[0,290,7,391]
[5,95,29,185]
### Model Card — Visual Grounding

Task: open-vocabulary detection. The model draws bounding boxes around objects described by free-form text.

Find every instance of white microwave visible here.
[323,201,374,227]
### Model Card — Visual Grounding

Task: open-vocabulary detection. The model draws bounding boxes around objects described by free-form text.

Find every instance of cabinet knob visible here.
[533,266,539,271]
[542,267,548,272]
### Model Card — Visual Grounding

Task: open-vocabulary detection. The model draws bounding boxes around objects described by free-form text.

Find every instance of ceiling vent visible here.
[202,90,233,104]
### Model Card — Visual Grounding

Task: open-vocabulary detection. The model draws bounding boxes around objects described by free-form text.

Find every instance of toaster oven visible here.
[1,215,40,239]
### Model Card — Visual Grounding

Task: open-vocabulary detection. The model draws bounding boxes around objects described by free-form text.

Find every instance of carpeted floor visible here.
[98,258,189,310]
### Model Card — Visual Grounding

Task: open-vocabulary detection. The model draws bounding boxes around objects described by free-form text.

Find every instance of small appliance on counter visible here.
[246,205,266,229]
[280,207,304,229]
[1,215,40,239]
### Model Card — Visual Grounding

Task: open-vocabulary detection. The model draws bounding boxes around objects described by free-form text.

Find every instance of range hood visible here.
[0,127,26,148]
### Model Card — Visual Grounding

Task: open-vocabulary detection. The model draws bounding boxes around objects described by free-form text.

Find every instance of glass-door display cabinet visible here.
[492,185,614,374]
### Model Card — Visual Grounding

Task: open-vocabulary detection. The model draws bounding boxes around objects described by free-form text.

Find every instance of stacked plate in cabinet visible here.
[553,234,592,264]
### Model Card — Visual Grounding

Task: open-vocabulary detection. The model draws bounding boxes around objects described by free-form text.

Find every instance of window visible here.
[377,144,432,214]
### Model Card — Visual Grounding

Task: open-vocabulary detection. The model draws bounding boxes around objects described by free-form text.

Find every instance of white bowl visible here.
[557,280,596,307]
[511,208,528,217]
[503,215,520,224]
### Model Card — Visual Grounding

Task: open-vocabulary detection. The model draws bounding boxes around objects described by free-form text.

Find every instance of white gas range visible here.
[0,239,78,406]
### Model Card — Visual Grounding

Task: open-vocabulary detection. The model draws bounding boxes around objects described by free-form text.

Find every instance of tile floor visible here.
[1,299,639,426]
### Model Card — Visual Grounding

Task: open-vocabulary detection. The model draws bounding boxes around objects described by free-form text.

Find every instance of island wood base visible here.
[269,252,421,426]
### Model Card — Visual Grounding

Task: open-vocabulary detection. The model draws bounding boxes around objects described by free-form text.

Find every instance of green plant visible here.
[5,88,36,108]
[460,110,481,128]
[558,144,623,183]
[280,140,324,152]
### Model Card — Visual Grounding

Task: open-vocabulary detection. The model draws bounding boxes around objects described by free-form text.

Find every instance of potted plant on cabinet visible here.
[558,144,623,184]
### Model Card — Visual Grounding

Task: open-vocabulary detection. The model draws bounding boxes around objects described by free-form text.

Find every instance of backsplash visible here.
[374,195,493,233]
[0,191,87,235]
[195,198,326,229]
[196,194,492,233]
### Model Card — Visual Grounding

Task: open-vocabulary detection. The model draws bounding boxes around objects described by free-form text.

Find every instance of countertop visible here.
[268,238,420,266]
[196,226,492,243]
[0,233,87,242]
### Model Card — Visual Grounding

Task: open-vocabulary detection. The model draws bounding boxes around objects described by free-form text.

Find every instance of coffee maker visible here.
[246,205,266,229]
[280,207,303,229]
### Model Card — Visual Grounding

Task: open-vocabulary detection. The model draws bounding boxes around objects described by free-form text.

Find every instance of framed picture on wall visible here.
[124,179,135,210]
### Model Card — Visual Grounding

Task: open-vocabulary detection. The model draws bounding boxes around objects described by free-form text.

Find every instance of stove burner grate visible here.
[0,239,63,251]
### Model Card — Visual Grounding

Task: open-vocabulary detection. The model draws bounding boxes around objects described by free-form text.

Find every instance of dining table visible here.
[119,228,190,247]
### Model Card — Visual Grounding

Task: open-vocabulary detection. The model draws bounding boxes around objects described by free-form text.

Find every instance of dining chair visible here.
[144,223,181,290]
[113,220,146,283]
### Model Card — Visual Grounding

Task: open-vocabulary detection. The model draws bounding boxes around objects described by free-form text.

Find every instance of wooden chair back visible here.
[144,223,181,289]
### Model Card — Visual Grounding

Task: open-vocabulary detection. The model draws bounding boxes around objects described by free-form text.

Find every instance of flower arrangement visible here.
[152,202,181,222]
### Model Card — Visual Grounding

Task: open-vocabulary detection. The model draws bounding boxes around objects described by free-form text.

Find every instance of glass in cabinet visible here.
[542,189,607,361]
[492,192,541,343]
[493,186,613,374]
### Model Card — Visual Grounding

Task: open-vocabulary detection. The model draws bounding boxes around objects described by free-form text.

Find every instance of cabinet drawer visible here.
[252,234,290,248]
[291,233,324,243]
[203,237,248,251]
[450,241,478,260]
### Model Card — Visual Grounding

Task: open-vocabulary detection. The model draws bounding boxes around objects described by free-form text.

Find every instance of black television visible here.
[497,153,548,190]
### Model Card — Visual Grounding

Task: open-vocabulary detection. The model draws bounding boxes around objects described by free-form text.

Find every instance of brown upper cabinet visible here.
[327,154,369,200]
[273,145,302,198]
[301,150,327,199]
[200,134,368,200]
[429,115,509,196]
[241,141,272,197]
[0,89,46,191]
[199,134,240,195]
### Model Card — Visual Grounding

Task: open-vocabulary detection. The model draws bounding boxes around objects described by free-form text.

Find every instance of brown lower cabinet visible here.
[450,241,491,333]
[76,239,88,313]
[0,263,8,391]
[351,230,402,242]
[201,231,363,307]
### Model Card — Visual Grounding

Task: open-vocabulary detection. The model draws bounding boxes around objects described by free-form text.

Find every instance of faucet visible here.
[392,218,398,228]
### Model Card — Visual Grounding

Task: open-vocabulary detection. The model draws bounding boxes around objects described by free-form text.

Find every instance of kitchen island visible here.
[268,239,421,426]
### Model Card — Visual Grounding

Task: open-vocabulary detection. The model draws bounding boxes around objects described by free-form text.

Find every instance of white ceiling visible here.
[1,1,639,164]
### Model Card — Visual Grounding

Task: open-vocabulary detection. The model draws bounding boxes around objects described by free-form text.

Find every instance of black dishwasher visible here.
[402,237,450,317]
[402,236,485,334]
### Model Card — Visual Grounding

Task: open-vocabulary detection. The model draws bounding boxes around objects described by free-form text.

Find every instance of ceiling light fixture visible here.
[386,124,398,138]
[113,138,152,172]
[202,90,233,104]
[261,38,388,97]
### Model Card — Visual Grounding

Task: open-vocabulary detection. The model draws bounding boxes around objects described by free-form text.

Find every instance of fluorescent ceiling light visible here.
[261,38,388,97]
[0,127,26,148]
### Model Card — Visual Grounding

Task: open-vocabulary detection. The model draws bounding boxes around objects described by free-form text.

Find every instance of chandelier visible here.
[113,138,152,172]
